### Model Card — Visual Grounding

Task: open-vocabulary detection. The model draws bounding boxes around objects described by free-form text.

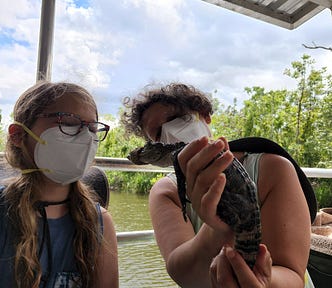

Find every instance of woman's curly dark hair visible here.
[121,83,213,139]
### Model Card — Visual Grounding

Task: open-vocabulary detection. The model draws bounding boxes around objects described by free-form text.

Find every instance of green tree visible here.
[211,96,244,140]
[209,54,331,207]
[283,54,329,166]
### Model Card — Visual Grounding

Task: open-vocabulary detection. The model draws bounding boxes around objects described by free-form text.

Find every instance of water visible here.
[109,192,178,287]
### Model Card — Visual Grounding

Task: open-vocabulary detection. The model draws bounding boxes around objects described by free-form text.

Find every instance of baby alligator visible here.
[128,141,261,268]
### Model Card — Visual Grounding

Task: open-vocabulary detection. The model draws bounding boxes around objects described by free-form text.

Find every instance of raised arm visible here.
[209,153,311,287]
[149,137,235,287]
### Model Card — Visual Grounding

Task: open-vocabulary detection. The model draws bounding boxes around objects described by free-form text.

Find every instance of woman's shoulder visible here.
[149,175,181,208]
[151,175,178,194]
[260,153,295,172]
[258,153,300,204]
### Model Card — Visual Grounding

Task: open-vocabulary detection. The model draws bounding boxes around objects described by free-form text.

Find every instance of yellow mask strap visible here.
[13,121,46,145]
[21,168,51,174]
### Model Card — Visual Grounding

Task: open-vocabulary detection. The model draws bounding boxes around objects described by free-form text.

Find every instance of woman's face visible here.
[141,102,211,142]
[141,102,180,142]
[26,94,97,157]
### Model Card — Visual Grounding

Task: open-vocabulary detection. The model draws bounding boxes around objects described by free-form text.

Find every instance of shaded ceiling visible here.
[202,0,332,29]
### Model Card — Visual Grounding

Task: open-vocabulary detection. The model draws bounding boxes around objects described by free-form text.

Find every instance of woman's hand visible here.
[177,136,233,231]
[210,244,272,287]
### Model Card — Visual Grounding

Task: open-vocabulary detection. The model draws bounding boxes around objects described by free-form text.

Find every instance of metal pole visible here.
[36,0,56,81]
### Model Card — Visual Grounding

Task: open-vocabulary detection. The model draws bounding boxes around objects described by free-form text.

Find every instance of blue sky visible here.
[0,0,331,126]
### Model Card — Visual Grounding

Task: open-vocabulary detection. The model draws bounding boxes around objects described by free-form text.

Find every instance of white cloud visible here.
[1,0,331,125]
[0,0,39,27]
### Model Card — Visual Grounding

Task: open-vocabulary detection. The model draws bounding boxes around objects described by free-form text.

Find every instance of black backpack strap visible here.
[229,137,317,223]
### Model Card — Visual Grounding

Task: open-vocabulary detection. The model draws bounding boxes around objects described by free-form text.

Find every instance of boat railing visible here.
[1,153,331,242]
[93,156,332,242]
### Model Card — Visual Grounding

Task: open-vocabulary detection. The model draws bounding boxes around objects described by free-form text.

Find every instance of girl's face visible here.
[26,94,97,157]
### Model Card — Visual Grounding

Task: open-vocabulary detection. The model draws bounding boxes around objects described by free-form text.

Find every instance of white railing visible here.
[1,154,331,242]
[92,157,332,242]
[94,156,332,178]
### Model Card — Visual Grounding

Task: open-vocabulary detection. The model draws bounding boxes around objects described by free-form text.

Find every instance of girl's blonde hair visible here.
[4,81,102,288]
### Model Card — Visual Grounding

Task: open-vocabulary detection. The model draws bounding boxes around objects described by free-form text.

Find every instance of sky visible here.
[0,0,331,127]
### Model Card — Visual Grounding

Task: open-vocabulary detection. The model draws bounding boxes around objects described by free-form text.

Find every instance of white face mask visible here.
[160,114,212,144]
[15,121,98,185]
[33,126,98,185]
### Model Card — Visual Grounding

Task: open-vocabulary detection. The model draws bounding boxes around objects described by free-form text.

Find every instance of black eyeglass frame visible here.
[38,112,110,142]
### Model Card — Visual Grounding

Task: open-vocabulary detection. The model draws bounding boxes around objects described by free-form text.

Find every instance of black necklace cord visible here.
[34,198,70,287]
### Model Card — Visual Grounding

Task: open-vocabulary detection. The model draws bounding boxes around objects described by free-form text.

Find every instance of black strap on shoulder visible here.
[229,137,317,223]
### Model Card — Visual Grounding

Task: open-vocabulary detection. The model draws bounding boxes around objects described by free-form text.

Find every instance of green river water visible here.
[109,192,178,287]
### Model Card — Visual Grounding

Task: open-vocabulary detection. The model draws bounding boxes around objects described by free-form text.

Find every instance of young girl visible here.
[0,81,119,288]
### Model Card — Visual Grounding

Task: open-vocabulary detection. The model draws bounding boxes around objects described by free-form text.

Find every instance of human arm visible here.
[208,153,311,287]
[258,153,311,287]
[149,137,235,287]
[96,207,119,288]
[151,135,311,287]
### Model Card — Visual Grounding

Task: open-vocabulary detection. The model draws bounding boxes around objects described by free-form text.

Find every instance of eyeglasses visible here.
[38,112,110,142]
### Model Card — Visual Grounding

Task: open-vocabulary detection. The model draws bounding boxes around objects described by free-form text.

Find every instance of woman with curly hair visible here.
[121,82,316,288]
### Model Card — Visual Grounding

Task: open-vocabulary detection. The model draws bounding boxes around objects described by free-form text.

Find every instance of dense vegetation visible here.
[0,55,331,207]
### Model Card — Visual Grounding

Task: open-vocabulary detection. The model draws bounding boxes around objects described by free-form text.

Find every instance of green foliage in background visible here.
[211,55,331,165]
[106,171,166,195]
[211,54,331,207]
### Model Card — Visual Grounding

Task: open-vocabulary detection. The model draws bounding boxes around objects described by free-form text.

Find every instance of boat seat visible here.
[81,166,110,209]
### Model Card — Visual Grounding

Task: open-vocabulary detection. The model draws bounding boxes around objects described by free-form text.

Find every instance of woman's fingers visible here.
[252,244,272,286]
[176,136,210,175]
[225,247,257,287]
[176,137,234,226]
[180,138,231,193]
[225,245,272,288]
[210,247,239,288]
[199,174,226,225]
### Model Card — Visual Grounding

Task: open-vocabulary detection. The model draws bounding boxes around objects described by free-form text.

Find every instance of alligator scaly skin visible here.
[128,141,261,268]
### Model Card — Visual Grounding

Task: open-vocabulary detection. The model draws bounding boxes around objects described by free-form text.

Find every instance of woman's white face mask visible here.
[15,122,98,185]
[160,114,212,144]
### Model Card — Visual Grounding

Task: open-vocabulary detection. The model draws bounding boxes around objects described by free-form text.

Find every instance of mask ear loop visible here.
[21,168,51,174]
[13,121,46,144]
[13,121,51,174]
